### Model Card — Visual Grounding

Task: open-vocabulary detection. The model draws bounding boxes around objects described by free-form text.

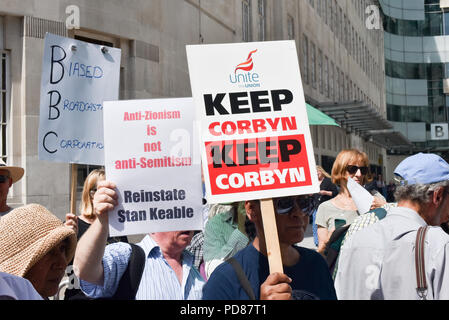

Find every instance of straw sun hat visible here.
[0,204,77,277]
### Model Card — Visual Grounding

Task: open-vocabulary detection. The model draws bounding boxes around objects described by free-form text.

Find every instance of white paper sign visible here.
[186,40,319,204]
[38,33,121,165]
[347,177,373,214]
[103,98,203,236]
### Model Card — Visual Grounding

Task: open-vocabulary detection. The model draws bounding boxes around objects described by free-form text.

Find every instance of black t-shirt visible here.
[63,218,128,300]
[202,244,337,300]
[315,177,339,205]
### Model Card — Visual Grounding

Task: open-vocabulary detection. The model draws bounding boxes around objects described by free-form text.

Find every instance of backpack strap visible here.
[112,243,146,300]
[415,226,429,300]
[226,257,256,300]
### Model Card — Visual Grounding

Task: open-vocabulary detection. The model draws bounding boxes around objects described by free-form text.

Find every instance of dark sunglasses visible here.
[0,175,9,183]
[273,195,315,216]
[346,165,368,175]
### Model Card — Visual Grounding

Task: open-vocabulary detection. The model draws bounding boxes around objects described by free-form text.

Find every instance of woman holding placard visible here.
[315,149,386,255]
[64,168,127,300]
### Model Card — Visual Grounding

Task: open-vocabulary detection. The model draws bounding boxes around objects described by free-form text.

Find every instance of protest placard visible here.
[186,40,319,204]
[38,33,121,165]
[103,98,203,236]
[187,40,320,273]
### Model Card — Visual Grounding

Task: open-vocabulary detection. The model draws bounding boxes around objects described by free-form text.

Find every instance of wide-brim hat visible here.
[0,159,24,184]
[0,204,77,277]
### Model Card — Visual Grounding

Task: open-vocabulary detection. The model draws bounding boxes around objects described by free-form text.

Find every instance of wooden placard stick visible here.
[260,198,283,274]
[70,163,78,214]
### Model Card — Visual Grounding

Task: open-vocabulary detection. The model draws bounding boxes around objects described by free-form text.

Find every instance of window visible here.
[257,0,266,41]
[242,0,252,42]
[324,56,329,97]
[311,42,316,88]
[0,52,9,163]
[318,49,323,94]
[330,61,334,99]
[302,35,309,84]
[336,66,340,100]
[287,15,295,40]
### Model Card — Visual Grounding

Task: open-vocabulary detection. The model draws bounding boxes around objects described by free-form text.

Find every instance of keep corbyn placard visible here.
[103,98,203,236]
[187,40,319,203]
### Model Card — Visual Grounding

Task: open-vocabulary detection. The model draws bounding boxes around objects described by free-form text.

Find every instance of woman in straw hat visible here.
[0,204,77,299]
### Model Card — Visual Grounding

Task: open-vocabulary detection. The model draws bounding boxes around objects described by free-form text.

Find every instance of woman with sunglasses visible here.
[202,195,337,300]
[315,149,386,255]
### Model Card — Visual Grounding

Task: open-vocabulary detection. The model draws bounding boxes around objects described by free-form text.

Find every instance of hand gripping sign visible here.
[187,41,319,273]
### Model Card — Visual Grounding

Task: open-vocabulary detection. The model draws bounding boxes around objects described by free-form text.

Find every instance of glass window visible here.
[258,0,266,41]
[324,56,329,97]
[302,35,309,84]
[0,52,9,164]
[311,42,316,88]
[318,49,323,94]
[287,15,295,40]
[242,0,252,42]
[445,12,449,35]
[330,60,334,99]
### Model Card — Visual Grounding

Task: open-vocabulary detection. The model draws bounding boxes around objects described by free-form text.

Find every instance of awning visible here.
[306,103,339,126]
[312,100,412,149]
[365,129,413,149]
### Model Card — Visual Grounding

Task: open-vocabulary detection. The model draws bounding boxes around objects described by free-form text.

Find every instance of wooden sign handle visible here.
[260,198,284,274]
[70,163,78,214]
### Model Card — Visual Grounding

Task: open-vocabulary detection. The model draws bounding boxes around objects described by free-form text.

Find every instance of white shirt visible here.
[335,206,449,300]
[0,272,42,300]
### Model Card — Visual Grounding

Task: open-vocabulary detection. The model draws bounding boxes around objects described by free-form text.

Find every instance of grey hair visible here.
[394,180,449,204]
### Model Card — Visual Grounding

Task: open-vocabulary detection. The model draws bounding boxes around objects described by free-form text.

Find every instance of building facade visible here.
[0,0,392,219]
[380,0,449,176]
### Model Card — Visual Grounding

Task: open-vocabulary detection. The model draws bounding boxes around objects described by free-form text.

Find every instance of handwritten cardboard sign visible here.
[187,40,319,204]
[103,98,203,236]
[38,33,121,165]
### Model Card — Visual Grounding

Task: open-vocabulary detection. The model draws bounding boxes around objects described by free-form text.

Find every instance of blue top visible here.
[202,243,337,300]
[80,235,205,300]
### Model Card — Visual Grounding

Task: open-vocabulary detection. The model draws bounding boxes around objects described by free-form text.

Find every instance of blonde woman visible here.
[315,149,386,254]
[64,168,127,300]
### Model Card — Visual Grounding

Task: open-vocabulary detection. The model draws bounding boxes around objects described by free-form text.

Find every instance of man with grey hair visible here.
[334,153,449,299]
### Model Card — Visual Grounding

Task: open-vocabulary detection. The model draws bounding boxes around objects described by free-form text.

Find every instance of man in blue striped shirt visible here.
[73,180,204,300]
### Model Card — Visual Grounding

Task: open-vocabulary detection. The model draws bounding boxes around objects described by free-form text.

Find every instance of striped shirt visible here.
[80,235,205,300]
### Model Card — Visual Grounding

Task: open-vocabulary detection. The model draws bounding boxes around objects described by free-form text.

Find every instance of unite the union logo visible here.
[229,49,261,88]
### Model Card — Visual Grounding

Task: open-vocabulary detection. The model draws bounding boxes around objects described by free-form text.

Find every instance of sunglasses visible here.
[0,175,9,183]
[346,165,369,175]
[273,195,315,216]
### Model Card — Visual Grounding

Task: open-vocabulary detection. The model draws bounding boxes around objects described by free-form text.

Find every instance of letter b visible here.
[50,45,66,84]
[47,90,61,120]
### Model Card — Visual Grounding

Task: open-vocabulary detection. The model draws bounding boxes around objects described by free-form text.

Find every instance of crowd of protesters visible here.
[2,148,449,301]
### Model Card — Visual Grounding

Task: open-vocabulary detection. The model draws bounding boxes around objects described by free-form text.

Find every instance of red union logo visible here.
[234,49,258,73]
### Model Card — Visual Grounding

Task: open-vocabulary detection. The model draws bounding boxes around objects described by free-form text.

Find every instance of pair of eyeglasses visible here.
[0,175,10,183]
[346,165,369,175]
[273,195,315,216]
